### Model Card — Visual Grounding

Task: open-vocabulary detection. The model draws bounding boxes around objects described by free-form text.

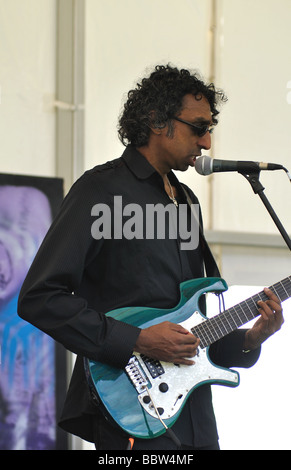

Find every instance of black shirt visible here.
[18,145,260,447]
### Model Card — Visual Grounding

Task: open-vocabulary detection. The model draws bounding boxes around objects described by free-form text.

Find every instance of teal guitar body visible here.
[84,277,239,439]
[84,274,291,440]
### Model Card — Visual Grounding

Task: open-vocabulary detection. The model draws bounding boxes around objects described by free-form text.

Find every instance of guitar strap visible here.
[181,185,221,278]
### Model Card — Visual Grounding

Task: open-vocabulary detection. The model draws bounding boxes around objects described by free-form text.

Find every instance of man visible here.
[18,65,284,450]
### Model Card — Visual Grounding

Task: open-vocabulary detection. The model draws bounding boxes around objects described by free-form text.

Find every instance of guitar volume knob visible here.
[159,382,169,393]
[143,395,151,404]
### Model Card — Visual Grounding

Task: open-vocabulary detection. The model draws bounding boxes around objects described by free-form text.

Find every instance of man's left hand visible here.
[243,288,284,351]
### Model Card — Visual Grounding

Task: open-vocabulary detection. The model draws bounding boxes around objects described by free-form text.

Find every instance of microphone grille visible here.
[195,156,213,175]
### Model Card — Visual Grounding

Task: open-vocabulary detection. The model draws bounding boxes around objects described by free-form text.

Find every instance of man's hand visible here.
[244,288,284,351]
[134,321,200,365]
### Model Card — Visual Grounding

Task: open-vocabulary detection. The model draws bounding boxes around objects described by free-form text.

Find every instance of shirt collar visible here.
[122,145,158,180]
[121,145,186,199]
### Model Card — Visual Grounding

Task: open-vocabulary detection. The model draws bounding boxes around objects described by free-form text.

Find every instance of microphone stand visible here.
[240,171,291,251]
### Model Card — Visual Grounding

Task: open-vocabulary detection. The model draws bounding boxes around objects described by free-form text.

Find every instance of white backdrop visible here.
[213,0,291,235]
[0,0,290,450]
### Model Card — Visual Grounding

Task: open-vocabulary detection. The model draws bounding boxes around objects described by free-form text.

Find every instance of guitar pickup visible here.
[140,354,165,378]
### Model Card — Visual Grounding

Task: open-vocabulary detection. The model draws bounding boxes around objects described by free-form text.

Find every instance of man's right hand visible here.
[134,321,200,365]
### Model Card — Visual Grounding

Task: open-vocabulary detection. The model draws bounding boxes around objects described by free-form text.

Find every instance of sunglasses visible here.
[173,117,214,137]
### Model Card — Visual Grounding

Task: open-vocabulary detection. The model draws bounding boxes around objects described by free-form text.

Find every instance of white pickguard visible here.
[135,311,239,420]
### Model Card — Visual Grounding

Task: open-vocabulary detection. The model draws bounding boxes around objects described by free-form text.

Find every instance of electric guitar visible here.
[84,276,291,440]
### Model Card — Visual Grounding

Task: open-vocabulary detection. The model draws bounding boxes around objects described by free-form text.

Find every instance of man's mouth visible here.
[189,156,198,167]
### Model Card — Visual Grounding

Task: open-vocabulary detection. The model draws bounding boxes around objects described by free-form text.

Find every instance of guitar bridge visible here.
[125,355,148,394]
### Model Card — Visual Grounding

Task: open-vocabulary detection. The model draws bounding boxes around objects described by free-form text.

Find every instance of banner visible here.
[0,174,67,450]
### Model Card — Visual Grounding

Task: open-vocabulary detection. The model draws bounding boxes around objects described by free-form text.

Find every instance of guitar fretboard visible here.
[191,276,291,349]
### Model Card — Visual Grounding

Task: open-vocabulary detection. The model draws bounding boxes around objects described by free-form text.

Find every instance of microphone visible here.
[195,155,286,176]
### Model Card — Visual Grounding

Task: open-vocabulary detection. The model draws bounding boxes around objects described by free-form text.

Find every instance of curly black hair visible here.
[118,65,227,147]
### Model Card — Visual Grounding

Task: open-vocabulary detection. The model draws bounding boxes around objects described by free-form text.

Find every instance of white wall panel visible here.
[0,0,57,177]
[212,0,291,236]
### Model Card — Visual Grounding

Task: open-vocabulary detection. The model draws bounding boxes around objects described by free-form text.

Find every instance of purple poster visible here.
[0,174,67,450]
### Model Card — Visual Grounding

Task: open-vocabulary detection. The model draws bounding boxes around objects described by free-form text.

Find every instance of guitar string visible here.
[197,277,290,338]
[191,277,291,348]
[280,279,290,297]
[197,278,291,346]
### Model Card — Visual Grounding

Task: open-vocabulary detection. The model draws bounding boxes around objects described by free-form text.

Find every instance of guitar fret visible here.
[246,296,259,320]
[236,302,251,323]
[271,276,291,301]
[228,306,240,328]
[212,317,225,337]
[215,316,230,336]
[280,281,289,298]
[222,312,233,332]
[223,310,238,330]
[272,283,280,299]
[274,280,290,300]
[206,318,227,342]
[192,324,208,348]
[197,321,218,344]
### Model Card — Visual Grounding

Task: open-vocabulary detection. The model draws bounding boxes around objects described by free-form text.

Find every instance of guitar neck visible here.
[192,276,291,349]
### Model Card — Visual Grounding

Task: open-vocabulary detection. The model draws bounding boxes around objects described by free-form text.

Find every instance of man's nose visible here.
[198,131,211,151]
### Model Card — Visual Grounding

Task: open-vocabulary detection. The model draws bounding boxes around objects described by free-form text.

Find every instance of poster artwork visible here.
[0,174,66,450]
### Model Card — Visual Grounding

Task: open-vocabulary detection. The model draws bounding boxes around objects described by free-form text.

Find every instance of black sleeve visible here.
[209,329,261,369]
[17,173,141,369]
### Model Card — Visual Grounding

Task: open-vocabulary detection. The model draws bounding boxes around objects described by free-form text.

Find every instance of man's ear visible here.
[148,111,167,135]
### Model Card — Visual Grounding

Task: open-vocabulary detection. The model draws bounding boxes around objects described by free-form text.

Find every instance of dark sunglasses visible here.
[173,117,214,137]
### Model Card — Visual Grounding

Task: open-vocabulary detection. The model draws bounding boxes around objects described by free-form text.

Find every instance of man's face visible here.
[157,93,213,173]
